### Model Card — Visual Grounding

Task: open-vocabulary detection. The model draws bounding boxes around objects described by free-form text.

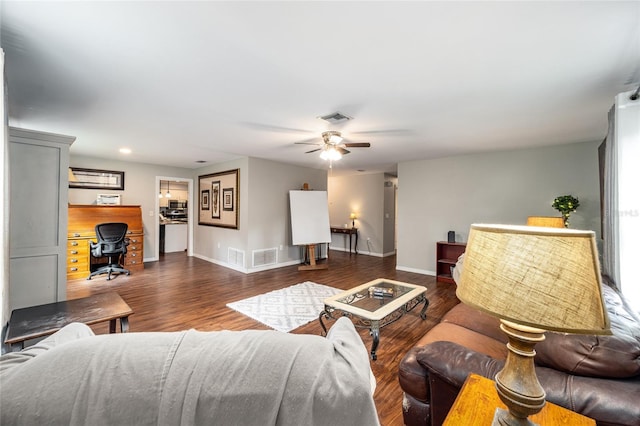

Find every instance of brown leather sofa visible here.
[398,276,640,426]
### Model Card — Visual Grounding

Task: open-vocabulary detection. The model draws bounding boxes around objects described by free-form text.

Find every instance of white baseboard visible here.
[395,265,436,276]
[192,253,304,274]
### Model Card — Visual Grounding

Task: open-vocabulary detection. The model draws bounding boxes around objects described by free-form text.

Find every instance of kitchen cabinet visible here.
[164,223,187,253]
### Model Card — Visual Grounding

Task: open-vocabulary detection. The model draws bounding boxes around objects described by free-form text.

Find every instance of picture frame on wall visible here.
[223,188,234,211]
[69,167,125,190]
[198,169,239,228]
[211,180,221,219]
[201,189,210,211]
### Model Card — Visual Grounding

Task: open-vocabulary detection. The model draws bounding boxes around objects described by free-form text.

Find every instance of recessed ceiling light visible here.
[119,148,131,154]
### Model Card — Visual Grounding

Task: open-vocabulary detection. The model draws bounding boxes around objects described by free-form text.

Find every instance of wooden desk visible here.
[4,292,133,352]
[443,374,595,425]
[67,205,144,279]
[330,227,358,254]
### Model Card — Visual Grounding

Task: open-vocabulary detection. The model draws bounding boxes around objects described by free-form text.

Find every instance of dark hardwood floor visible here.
[68,251,459,426]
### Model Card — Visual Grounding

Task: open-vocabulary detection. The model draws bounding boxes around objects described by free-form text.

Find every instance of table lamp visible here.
[350,212,357,228]
[456,224,610,426]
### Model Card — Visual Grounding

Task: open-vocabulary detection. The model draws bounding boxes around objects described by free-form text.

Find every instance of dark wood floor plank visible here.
[68,251,459,426]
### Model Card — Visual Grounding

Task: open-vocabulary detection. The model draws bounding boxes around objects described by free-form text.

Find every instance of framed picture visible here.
[223,188,234,211]
[198,169,239,229]
[211,181,221,219]
[201,189,210,211]
[69,167,125,190]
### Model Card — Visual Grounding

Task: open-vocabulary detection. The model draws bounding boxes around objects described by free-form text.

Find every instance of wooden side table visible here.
[330,227,358,254]
[4,291,133,352]
[443,374,595,425]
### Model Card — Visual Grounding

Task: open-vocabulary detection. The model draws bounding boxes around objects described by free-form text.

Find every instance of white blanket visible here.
[0,318,379,426]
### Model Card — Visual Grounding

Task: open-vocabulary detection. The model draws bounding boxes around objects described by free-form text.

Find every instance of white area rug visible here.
[226,281,342,332]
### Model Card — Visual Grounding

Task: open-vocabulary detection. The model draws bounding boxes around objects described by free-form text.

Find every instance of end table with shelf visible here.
[436,241,466,283]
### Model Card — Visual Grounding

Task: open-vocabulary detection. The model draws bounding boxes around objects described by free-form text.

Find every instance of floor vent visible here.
[228,248,245,268]
[253,248,278,267]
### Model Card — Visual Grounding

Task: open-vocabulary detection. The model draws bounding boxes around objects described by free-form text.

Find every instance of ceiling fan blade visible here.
[337,147,350,155]
[305,148,322,154]
[349,129,409,135]
[343,142,371,148]
[294,137,321,145]
[242,122,315,134]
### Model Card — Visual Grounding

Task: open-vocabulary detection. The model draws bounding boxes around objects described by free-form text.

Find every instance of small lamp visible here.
[165,181,171,198]
[350,212,357,228]
[456,224,609,426]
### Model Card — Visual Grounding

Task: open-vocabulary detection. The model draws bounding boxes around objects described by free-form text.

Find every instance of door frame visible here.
[155,176,194,259]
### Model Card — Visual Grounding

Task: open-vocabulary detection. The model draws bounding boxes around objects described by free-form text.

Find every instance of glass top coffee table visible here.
[319,278,428,360]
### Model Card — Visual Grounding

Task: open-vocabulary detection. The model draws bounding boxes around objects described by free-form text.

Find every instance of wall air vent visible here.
[252,248,278,267]
[318,112,352,124]
[228,247,245,268]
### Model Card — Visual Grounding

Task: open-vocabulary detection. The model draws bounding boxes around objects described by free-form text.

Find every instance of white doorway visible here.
[155,176,194,260]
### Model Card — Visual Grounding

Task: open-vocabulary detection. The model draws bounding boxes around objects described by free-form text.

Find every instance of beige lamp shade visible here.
[526,216,564,228]
[456,224,610,334]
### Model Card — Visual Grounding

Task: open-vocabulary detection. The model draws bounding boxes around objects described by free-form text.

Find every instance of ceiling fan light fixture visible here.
[322,130,343,144]
[329,134,343,144]
[320,146,342,161]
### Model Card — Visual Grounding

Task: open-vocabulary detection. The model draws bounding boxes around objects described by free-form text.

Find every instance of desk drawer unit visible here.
[67,239,90,279]
[124,234,144,268]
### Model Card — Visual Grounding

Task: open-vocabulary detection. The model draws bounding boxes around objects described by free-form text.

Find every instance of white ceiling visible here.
[2,1,639,176]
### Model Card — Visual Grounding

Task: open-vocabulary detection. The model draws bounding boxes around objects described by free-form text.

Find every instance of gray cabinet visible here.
[9,127,75,310]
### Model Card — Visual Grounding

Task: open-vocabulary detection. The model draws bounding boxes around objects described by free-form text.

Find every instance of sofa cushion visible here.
[441,303,507,345]
[416,322,508,360]
[535,285,640,379]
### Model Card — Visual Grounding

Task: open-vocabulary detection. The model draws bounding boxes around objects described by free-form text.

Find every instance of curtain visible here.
[1,48,9,334]
[601,105,619,288]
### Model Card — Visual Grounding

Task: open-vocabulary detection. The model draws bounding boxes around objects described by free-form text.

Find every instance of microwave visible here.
[169,200,187,209]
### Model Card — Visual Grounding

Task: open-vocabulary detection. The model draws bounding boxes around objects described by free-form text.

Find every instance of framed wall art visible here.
[223,188,234,211]
[201,189,210,211]
[69,167,125,190]
[211,181,221,219]
[198,169,239,229]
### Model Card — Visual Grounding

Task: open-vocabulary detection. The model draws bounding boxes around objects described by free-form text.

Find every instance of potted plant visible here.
[552,195,580,228]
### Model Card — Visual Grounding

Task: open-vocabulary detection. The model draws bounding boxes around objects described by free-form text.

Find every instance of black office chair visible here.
[87,222,130,281]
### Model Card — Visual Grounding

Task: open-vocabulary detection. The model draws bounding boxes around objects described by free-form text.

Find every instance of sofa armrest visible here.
[0,322,94,374]
[415,341,504,426]
[415,341,640,426]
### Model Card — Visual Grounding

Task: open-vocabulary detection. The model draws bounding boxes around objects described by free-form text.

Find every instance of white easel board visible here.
[289,190,332,246]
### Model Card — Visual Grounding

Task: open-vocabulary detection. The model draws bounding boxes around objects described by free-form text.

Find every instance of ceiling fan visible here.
[295,131,371,161]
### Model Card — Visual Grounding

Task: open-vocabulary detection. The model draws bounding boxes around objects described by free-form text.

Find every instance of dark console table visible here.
[4,291,133,351]
[330,227,358,254]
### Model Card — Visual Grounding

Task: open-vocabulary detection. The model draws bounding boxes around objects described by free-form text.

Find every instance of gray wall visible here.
[328,173,385,255]
[69,155,194,262]
[70,155,327,272]
[193,157,327,271]
[396,140,601,275]
[327,173,397,257]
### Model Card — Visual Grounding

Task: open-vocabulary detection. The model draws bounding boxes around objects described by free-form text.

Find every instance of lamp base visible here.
[492,408,539,426]
[493,320,546,425]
